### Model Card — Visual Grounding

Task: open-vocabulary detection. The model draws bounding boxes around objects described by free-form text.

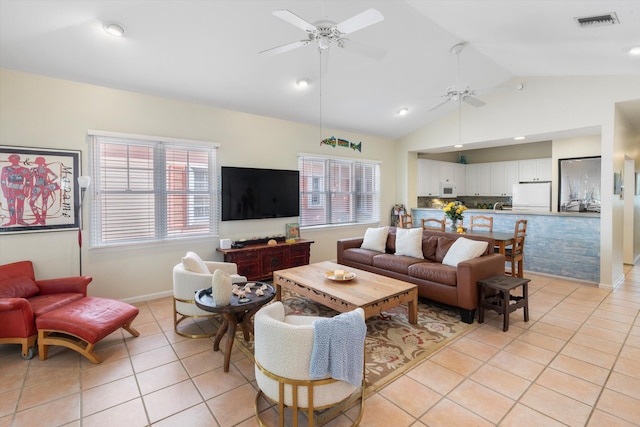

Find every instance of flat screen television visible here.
[221,166,300,221]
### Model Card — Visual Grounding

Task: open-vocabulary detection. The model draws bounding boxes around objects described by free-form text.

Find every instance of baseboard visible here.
[122,290,173,304]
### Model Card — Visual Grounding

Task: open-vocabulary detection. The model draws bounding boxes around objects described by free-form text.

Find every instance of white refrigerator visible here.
[512,182,551,212]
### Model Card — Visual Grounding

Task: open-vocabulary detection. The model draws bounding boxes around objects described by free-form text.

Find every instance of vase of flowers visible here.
[443,202,467,231]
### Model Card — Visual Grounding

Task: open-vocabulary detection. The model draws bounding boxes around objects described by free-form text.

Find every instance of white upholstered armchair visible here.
[253,301,366,427]
[173,253,246,338]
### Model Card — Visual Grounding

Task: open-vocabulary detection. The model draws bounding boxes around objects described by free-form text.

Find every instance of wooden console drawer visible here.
[217,239,314,281]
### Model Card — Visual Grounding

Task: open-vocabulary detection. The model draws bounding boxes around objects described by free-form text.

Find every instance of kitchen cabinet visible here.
[490,161,519,196]
[465,163,491,196]
[417,159,440,197]
[453,163,466,196]
[519,158,552,182]
[439,162,454,182]
[418,159,466,197]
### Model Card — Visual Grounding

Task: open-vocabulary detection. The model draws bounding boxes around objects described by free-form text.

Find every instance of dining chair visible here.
[443,216,463,230]
[421,218,445,231]
[399,213,414,228]
[505,219,527,277]
[469,215,494,232]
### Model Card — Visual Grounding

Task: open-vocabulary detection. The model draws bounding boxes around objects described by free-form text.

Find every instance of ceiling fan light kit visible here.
[260,8,384,57]
[429,42,488,112]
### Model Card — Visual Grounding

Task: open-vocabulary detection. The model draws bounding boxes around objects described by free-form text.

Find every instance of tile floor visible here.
[1,265,639,426]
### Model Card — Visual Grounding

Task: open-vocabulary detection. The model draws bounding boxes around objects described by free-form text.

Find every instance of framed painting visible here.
[0,146,81,234]
[286,223,300,240]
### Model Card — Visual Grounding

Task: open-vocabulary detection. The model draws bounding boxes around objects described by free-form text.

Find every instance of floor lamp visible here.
[77,176,91,276]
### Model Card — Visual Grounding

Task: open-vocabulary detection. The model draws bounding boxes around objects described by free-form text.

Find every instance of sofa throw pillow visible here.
[394,227,424,259]
[360,226,389,253]
[0,275,40,298]
[442,237,489,267]
[182,251,209,274]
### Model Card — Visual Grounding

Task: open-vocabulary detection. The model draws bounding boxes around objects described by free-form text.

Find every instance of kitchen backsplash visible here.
[418,196,512,209]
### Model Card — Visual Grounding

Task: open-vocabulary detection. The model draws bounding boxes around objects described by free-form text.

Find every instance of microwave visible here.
[439,181,457,198]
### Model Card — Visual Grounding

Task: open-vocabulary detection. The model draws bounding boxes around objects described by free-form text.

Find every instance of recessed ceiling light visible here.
[104,22,126,37]
[454,144,463,148]
[515,83,525,91]
[514,136,526,140]
[397,108,409,116]
[296,79,310,88]
[629,46,640,56]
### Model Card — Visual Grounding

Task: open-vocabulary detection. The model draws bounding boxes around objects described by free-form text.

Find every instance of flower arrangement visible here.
[443,202,467,222]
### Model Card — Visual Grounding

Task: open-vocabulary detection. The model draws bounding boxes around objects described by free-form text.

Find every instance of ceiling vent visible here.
[574,12,620,27]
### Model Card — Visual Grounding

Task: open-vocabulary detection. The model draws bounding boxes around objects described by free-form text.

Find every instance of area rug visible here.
[230,289,476,393]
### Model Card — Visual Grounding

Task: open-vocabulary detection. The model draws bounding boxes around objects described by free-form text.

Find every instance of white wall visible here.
[0,69,397,301]
[618,100,640,266]
[398,75,640,287]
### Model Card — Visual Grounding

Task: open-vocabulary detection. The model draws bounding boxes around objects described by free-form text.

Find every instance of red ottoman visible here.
[36,296,139,363]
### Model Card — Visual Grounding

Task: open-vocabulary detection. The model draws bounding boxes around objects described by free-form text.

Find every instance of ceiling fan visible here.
[259,8,385,59]
[429,42,487,111]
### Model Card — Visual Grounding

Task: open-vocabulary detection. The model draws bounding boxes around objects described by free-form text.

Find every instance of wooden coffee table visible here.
[273,261,418,324]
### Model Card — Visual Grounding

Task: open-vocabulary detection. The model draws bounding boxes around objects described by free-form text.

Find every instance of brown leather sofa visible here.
[337,227,505,323]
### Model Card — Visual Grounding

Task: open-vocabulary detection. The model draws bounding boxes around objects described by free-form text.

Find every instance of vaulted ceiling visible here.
[1,1,639,140]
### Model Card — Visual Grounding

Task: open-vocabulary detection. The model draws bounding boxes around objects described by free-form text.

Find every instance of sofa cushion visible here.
[372,254,423,275]
[182,251,209,274]
[28,293,84,317]
[385,230,396,254]
[442,237,489,267]
[0,275,40,298]
[435,237,457,263]
[342,248,378,266]
[422,236,439,261]
[408,263,458,287]
[394,228,424,259]
[360,226,389,253]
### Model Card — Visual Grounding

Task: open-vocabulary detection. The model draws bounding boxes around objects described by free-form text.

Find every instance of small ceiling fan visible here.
[429,42,487,111]
[259,8,385,59]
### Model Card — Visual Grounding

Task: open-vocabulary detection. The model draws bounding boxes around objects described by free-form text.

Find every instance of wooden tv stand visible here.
[216,239,314,281]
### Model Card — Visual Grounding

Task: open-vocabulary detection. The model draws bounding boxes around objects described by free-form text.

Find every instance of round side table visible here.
[195,281,275,372]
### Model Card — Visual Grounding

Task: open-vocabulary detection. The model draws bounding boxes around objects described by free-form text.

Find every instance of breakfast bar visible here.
[412,208,600,283]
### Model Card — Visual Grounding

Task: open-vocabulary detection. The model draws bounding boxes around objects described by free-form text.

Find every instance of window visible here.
[298,154,381,227]
[89,132,219,247]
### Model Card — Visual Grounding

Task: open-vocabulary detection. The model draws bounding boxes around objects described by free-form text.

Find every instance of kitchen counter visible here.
[411,208,600,283]
[413,208,600,218]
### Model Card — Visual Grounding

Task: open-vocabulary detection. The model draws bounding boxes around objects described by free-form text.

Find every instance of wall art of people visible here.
[0,146,80,233]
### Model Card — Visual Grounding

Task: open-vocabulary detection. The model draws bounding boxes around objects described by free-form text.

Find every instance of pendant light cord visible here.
[319,50,323,142]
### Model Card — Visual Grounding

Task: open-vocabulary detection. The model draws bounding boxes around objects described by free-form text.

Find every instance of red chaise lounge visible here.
[0,260,139,363]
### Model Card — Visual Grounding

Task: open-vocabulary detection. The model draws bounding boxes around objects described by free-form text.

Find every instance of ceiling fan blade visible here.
[272,9,317,33]
[335,8,384,34]
[340,39,386,60]
[259,40,309,56]
[462,95,486,108]
[429,98,452,111]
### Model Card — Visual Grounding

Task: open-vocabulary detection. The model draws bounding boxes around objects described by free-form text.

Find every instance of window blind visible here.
[89,133,218,247]
[298,154,380,227]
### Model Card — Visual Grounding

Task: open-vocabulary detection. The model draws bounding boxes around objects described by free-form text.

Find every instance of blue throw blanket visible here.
[309,310,366,387]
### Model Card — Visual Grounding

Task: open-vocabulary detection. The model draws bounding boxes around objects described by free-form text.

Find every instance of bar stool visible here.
[477,275,530,332]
